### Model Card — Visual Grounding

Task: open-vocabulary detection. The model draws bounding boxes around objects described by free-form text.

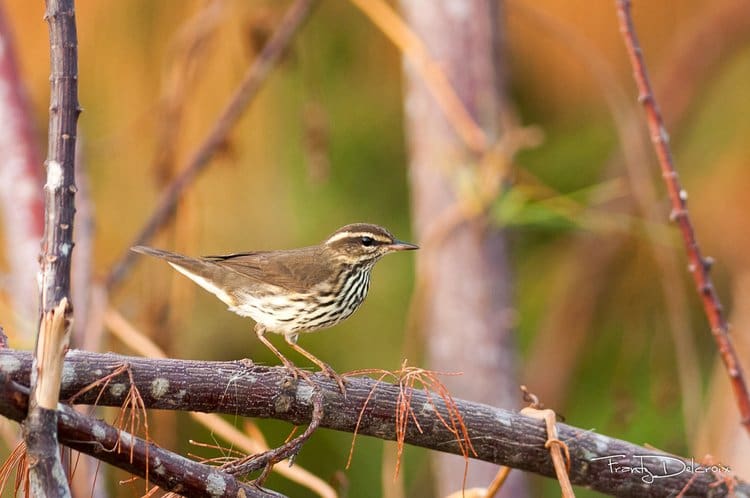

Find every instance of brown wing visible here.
[206,245,336,293]
[132,246,256,299]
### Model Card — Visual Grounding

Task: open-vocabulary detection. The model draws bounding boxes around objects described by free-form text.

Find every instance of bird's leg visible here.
[254,324,311,384]
[284,334,346,395]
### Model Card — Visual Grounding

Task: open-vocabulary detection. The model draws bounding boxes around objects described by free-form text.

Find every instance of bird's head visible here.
[323,223,418,265]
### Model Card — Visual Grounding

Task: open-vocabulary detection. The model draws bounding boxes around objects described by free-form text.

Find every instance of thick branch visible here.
[1,349,744,498]
[615,0,750,434]
[104,0,319,291]
[1,374,286,498]
[396,0,518,492]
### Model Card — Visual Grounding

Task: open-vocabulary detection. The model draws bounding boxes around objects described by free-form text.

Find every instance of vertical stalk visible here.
[23,0,80,495]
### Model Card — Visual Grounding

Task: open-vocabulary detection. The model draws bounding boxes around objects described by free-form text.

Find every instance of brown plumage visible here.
[132,223,417,390]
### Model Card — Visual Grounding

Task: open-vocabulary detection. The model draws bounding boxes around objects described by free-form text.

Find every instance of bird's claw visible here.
[319,363,347,396]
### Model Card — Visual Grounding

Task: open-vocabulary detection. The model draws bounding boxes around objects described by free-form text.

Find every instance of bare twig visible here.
[191,413,337,498]
[511,0,703,438]
[105,0,319,291]
[2,349,743,497]
[615,0,750,434]
[222,385,324,481]
[37,1,79,316]
[23,0,81,496]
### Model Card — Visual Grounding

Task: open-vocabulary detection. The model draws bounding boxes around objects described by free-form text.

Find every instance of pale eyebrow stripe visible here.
[325,231,391,244]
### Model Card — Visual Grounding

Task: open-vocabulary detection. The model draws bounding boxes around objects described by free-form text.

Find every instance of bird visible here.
[131,223,418,391]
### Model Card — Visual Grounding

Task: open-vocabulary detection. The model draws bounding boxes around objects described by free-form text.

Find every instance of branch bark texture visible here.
[24,0,80,496]
[1,374,286,498]
[2,349,744,498]
[38,0,78,313]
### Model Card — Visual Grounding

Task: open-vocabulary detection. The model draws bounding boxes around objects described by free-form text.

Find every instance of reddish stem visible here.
[616,0,750,433]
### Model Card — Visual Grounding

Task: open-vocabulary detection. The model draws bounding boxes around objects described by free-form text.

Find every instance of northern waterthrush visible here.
[132,223,418,391]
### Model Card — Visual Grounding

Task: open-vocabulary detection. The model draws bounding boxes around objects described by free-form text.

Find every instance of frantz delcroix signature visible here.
[591,454,731,484]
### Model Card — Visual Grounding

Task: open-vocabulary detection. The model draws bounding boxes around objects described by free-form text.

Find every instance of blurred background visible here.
[0,0,749,496]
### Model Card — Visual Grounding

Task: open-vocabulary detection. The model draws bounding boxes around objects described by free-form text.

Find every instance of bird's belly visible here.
[229,284,368,335]
[229,292,310,334]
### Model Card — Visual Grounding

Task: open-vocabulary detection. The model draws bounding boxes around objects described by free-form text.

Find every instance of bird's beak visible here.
[388,239,419,251]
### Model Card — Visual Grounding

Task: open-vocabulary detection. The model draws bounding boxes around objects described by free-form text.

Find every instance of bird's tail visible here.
[131,245,236,306]
[131,245,192,265]
[131,245,214,275]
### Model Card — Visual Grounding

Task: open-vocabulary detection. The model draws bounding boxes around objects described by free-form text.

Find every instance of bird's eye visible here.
[360,236,374,247]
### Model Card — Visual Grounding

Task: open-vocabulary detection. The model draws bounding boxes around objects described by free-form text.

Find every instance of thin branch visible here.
[2,374,286,498]
[510,0,705,438]
[1,349,743,497]
[24,0,81,496]
[615,0,750,434]
[37,1,79,314]
[190,413,337,498]
[105,0,319,291]
[221,385,324,480]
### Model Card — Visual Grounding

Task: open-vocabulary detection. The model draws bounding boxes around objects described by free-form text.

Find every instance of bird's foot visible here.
[279,360,317,390]
[318,363,347,396]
